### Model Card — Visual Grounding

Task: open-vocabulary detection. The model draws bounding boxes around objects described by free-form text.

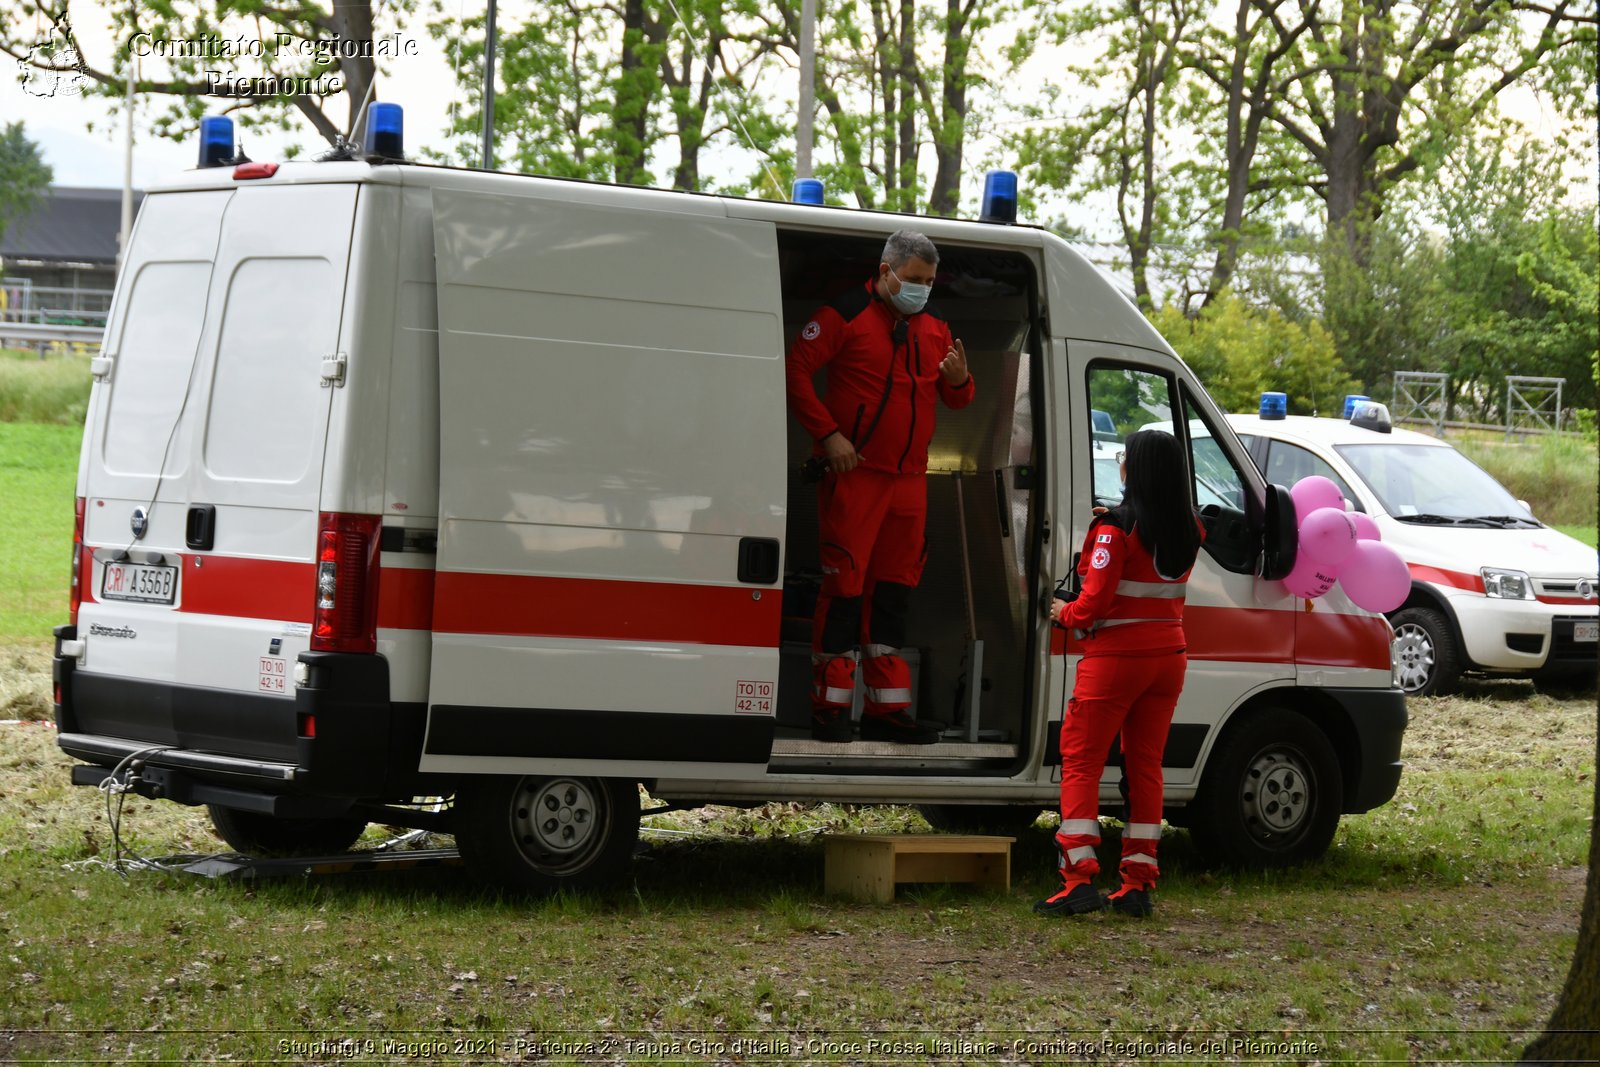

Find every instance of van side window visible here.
[1084,365,1176,507]
[1264,440,1363,511]
[1179,387,1255,574]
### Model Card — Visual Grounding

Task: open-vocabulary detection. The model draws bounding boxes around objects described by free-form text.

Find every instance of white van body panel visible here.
[421,183,787,778]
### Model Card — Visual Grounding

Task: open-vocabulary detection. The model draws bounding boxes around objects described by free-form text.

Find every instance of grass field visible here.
[0,679,1590,1063]
[0,350,91,426]
[0,423,79,647]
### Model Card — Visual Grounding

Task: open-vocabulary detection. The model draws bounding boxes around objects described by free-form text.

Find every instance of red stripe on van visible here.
[1049,605,1388,670]
[1295,609,1392,670]
[1408,563,1484,594]
[378,567,435,630]
[433,572,781,647]
[179,557,315,622]
[1538,595,1596,606]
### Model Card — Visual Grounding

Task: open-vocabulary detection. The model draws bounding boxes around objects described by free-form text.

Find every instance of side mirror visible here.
[1259,483,1298,581]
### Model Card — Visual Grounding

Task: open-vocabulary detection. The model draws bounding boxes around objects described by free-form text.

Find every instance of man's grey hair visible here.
[882,229,939,269]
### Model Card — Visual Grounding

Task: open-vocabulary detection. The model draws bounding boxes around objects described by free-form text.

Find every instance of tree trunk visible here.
[614,0,651,185]
[896,0,918,210]
[925,0,967,216]
[1522,720,1600,1063]
[1202,0,1255,306]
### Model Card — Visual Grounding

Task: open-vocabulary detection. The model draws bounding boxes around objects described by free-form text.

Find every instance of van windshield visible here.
[1334,443,1537,525]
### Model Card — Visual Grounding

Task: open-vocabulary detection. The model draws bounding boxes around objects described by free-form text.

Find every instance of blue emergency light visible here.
[1342,394,1371,419]
[198,115,234,168]
[364,102,405,159]
[980,170,1018,224]
[1259,391,1288,420]
[791,178,825,205]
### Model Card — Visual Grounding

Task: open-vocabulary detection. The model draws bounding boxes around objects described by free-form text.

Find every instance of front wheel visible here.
[1389,606,1462,696]
[1187,709,1342,868]
[453,775,640,893]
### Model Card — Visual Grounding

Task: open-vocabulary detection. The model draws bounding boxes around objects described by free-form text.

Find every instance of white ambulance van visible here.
[53,115,1406,890]
[1228,403,1599,696]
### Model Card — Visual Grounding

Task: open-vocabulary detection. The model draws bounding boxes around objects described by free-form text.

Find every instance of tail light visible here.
[311,512,381,653]
[69,496,85,626]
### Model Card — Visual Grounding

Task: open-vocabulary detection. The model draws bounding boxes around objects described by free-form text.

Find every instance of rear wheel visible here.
[206,805,368,857]
[1187,709,1342,868]
[453,775,640,893]
[1390,606,1462,696]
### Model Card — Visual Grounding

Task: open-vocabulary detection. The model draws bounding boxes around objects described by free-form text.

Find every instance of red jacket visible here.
[1059,509,1206,657]
[786,280,975,475]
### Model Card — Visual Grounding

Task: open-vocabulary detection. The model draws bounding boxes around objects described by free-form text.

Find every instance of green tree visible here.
[1149,292,1358,415]
[771,0,1018,213]
[0,123,53,249]
[429,0,786,194]
[1010,0,1205,309]
[1,0,414,148]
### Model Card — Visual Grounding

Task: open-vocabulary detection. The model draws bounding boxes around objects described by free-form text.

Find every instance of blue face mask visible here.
[889,268,931,314]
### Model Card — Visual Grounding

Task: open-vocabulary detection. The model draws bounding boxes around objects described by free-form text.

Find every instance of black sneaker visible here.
[1033,883,1106,916]
[811,709,854,743]
[859,710,940,745]
[1108,887,1153,917]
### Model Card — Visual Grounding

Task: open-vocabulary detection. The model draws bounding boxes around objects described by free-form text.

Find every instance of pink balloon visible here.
[1282,551,1341,599]
[1339,540,1412,614]
[1290,476,1346,523]
[1299,507,1358,567]
[1349,511,1381,542]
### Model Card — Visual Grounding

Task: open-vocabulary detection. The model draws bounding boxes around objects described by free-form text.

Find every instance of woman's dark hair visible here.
[1120,429,1201,578]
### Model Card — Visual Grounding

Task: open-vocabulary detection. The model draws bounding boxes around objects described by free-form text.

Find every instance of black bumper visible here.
[53,625,429,805]
[1321,684,1408,814]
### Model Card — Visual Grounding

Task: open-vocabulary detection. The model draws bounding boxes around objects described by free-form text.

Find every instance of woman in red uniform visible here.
[1036,429,1204,918]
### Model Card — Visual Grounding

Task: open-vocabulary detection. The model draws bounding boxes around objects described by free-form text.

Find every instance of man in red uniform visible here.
[786,230,975,743]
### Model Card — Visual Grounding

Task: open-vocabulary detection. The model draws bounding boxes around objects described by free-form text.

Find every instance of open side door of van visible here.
[421,187,788,780]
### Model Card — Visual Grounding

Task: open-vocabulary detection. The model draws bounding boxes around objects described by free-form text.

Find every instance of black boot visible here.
[811,708,854,743]
[1108,887,1153,917]
[1033,883,1106,916]
[860,710,940,745]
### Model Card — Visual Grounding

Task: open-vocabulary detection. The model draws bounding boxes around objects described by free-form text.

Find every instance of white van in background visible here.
[1229,403,1598,695]
[52,114,1407,891]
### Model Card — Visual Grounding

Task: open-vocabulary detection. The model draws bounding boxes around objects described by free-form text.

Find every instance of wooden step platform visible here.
[823,834,1014,903]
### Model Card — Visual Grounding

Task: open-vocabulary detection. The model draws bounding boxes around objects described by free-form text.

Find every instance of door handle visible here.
[185,505,216,551]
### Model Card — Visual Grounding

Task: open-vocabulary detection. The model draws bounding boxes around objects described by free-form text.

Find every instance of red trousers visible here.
[811,470,927,715]
[1055,651,1186,891]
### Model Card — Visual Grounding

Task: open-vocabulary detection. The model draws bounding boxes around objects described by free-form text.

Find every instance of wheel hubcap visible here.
[1392,622,1436,693]
[1240,746,1313,838]
[510,777,607,873]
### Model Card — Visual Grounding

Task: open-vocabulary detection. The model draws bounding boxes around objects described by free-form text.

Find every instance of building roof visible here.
[0,185,144,267]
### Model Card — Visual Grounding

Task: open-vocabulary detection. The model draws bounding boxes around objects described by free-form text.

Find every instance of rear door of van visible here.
[75,183,357,758]
[422,185,786,780]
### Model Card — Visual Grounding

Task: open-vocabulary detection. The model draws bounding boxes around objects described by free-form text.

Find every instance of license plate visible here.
[101,561,178,605]
[1575,621,1598,643]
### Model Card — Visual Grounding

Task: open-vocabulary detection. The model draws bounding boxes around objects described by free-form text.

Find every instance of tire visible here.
[918,803,1046,835]
[453,775,640,893]
[1389,606,1462,696]
[206,805,368,858]
[1187,708,1343,868]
